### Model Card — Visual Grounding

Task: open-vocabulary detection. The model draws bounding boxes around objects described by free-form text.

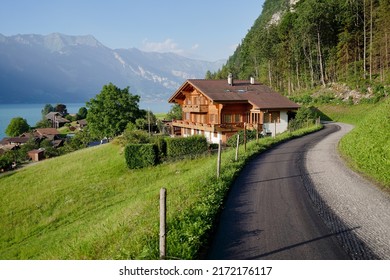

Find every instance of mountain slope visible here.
[0,33,224,104]
[215,0,390,95]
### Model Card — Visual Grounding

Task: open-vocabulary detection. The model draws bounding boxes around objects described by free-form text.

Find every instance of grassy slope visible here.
[0,143,217,259]
[0,125,322,260]
[319,98,390,187]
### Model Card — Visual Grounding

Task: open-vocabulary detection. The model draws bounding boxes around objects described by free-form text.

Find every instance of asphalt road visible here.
[207,123,384,260]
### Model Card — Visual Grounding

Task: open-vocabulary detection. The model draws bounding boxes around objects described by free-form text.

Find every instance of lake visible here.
[0,102,170,139]
[0,103,85,139]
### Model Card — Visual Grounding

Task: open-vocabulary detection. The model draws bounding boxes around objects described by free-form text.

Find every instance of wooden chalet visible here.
[45,112,70,128]
[28,149,45,162]
[168,77,300,144]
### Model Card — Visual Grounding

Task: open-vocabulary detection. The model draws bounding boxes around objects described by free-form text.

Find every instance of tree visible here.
[86,83,144,139]
[135,110,158,134]
[77,107,88,120]
[5,117,30,137]
[41,104,54,118]
[35,119,52,128]
[166,104,182,120]
[55,104,67,115]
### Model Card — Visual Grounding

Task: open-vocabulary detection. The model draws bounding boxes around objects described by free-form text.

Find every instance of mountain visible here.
[214,0,390,96]
[0,33,224,107]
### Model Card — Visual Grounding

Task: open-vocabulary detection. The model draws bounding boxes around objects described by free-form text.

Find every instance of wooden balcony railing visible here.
[182,104,208,113]
[171,120,263,133]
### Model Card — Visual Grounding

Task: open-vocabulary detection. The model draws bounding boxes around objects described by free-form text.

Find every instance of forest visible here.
[209,0,390,98]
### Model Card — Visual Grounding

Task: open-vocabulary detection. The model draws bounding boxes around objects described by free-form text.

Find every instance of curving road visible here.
[207,123,390,260]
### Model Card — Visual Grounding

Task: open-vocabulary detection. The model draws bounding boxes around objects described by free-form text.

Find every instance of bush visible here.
[165,135,208,160]
[226,129,259,147]
[0,154,13,171]
[150,136,168,162]
[125,144,158,169]
[288,106,318,131]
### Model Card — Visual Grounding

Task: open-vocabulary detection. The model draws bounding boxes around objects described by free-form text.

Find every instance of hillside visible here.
[0,33,224,105]
[213,0,390,96]
[0,125,322,260]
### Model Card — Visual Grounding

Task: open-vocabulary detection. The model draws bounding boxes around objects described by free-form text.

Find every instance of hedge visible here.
[124,144,158,169]
[165,135,208,159]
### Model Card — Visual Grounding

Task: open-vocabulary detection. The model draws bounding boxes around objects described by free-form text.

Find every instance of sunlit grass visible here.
[319,98,390,187]
[0,125,322,259]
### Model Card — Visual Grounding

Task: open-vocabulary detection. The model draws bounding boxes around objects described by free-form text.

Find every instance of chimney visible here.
[228,73,233,86]
[250,76,255,85]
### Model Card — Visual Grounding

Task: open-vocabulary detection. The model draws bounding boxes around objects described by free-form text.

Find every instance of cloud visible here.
[191,43,200,50]
[141,39,209,60]
[142,38,184,55]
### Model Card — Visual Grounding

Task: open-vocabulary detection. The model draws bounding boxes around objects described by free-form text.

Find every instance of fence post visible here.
[235,134,240,161]
[160,188,166,259]
[217,140,222,178]
[244,122,247,152]
[274,119,277,138]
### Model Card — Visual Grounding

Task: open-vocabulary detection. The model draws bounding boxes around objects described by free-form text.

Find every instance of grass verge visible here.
[0,125,322,259]
[319,98,390,187]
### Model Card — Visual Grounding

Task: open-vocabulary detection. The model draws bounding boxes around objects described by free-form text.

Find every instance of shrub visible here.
[0,154,13,171]
[165,135,208,160]
[150,135,168,162]
[288,106,318,131]
[125,144,158,169]
[226,129,259,147]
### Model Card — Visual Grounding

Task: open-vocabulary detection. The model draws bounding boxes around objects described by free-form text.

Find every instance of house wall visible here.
[262,111,289,137]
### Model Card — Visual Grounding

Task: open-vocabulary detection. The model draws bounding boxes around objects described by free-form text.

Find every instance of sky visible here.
[0,0,264,62]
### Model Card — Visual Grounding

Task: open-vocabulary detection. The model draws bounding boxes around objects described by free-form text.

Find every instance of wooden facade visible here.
[168,79,300,143]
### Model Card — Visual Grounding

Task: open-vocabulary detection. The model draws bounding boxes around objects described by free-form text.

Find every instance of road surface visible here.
[207,123,388,259]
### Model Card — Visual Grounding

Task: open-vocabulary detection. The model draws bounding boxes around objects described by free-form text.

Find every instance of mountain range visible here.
[0,33,225,108]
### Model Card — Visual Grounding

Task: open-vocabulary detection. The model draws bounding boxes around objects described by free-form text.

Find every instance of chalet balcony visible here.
[182,104,208,113]
[171,120,263,133]
[171,120,214,132]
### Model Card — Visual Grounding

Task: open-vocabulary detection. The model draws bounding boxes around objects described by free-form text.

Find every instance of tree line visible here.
[208,0,390,97]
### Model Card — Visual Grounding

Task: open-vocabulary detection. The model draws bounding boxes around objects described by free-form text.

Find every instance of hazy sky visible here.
[0,0,264,61]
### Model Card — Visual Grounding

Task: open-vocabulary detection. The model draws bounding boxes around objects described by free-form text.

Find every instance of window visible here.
[234,114,241,123]
[223,114,232,123]
[270,111,280,123]
[264,111,280,123]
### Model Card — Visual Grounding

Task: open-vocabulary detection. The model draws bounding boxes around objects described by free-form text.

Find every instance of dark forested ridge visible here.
[211,0,390,97]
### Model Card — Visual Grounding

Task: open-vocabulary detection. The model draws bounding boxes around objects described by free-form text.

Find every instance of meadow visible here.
[0,125,321,260]
[319,97,390,187]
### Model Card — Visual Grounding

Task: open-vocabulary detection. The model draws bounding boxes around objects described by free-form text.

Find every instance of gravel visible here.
[304,122,390,259]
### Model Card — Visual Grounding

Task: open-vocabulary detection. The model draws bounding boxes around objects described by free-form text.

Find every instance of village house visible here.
[28,149,45,162]
[34,128,61,140]
[45,112,70,128]
[77,119,88,129]
[168,77,300,144]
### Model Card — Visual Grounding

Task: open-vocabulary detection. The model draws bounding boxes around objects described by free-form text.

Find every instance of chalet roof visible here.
[35,128,60,136]
[45,112,62,118]
[45,112,70,123]
[168,79,300,110]
[28,149,44,155]
[77,119,88,126]
[0,137,30,145]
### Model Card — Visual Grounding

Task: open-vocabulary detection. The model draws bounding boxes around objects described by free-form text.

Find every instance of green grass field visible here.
[319,97,390,187]
[0,125,322,260]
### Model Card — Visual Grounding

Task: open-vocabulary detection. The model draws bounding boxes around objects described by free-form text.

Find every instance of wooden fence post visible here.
[235,134,240,161]
[160,188,166,259]
[217,140,222,178]
[244,122,247,152]
[274,119,277,138]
